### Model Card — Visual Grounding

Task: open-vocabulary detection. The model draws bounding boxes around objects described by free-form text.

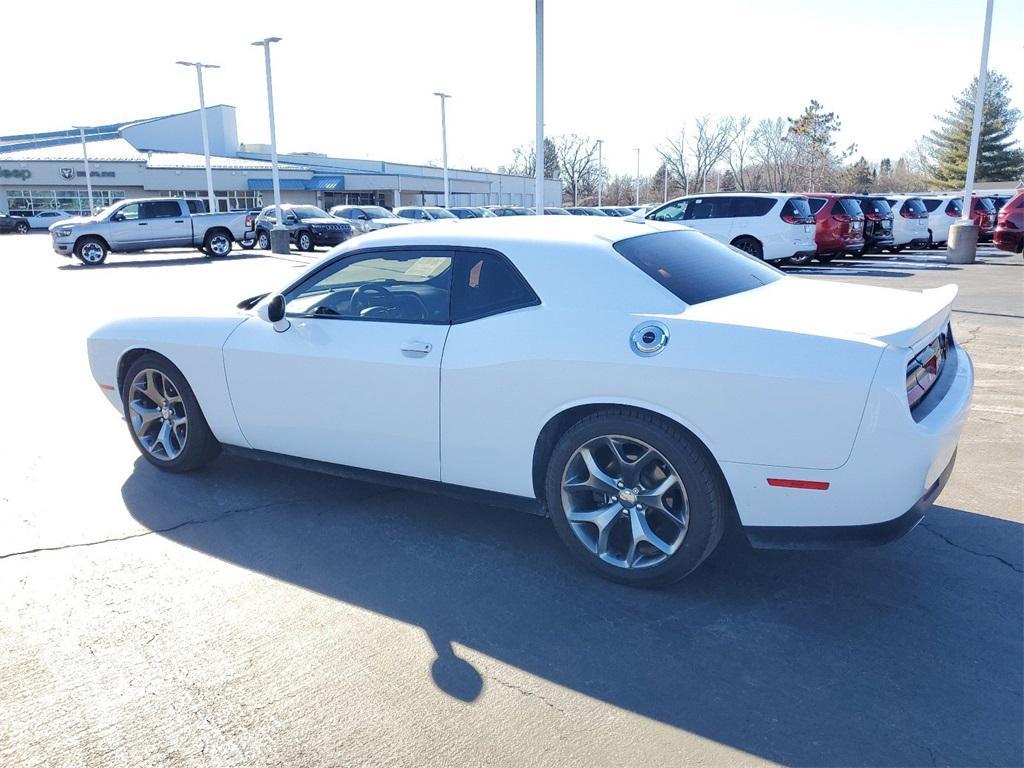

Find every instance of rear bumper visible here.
[723,339,973,540]
[993,229,1020,252]
[745,450,955,549]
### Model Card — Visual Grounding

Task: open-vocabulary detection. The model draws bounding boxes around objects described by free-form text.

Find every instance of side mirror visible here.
[111,213,124,222]
[257,293,290,332]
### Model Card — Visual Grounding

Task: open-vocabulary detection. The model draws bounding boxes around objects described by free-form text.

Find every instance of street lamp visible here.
[596,139,603,206]
[71,125,94,215]
[251,37,289,255]
[432,92,451,208]
[534,0,544,214]
[176,60,220,215]
[634,147,641,206]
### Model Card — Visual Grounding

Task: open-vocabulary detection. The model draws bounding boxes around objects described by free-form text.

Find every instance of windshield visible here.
[95,203,121,219]
[426,207,458,219]
[291,206,332,220]
[478,208,497,217]
[614,230,781,305]
[363,206,397,219]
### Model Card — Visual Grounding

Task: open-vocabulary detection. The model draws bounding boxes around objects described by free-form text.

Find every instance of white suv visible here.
[885,196,931,251]
[644,193,817,263]
[918,195,963,248]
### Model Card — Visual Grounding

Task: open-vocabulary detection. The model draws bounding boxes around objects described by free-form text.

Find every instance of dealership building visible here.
[0,105,560,217]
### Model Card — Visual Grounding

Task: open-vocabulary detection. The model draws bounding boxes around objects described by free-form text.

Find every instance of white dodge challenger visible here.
[87,217,974,586]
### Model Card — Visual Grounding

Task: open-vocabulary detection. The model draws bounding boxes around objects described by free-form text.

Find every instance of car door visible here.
[139,200,191,246]
[107,202,146,249]
[222,248,455,481]
[683,197,734,242]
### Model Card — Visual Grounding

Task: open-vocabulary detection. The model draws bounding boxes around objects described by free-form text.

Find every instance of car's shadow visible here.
[122,454,1023,766]
[55,251,277,270]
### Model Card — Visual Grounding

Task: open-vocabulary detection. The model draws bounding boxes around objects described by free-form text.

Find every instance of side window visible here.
[285,250,453,324]
[945,200,962,216]
[185,199,206,214]
[451,250,540,323]
[141,200,183,219]
[731,197,774,217]
[116,203,141,221]
[650,200,688,222]
[685,197,731,220]
[921,199,941,213]
[807,197,827,215]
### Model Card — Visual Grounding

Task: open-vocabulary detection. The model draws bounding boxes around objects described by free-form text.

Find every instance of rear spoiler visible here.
[875,284,957,349]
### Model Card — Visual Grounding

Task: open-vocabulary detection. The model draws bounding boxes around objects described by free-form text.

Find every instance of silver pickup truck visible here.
[49,198,255,265]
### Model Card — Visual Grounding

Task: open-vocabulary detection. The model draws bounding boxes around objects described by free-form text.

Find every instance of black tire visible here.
[256,229,271,250]
[297,230,315,252]
[815,253,836,263]
[15,221,29,234]
[121,353,220,473]
[74,236,108,265]
[731,236,763,260]
[890,244,904,254]
[545,408,727,587]
[203,230,233,257]
[788,252,815,266]
[240,239,256,250]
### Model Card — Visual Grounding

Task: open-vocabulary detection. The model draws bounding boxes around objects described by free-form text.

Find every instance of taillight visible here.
[865,212,883,221]
[832,213,852,223]
[245,214,253,228]
[945,207,959,217]
[900,207,914,218]
[1002,220,1018,230]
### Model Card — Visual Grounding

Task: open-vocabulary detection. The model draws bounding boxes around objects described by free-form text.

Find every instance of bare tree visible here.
[657,128,690,196]
[725,116,753,191]
[554,134,599,206]
[690,115,734,192]
[751,118,798,191]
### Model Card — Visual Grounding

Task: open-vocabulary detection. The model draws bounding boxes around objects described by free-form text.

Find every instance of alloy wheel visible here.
[209,234,231,256]
[560,435,689,569]
[128,369,188,461]
[80,242,104,263]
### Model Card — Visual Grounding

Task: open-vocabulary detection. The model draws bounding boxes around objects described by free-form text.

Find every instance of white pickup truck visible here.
[49,198,255,265]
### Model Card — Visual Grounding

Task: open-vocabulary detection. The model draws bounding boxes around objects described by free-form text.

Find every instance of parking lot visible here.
[0,234,1020,767]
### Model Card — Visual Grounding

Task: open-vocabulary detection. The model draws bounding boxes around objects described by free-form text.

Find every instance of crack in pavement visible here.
[485,674,567,714]
[919,522,1023,573]
[0,497,313,562]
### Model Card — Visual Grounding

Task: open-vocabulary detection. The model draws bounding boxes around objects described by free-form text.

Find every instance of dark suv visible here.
[254,204,353,251]
[0,211,30,234]
[850,196,895,252]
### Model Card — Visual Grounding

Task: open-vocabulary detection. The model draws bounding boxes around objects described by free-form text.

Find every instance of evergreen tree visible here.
[847,156,875,192]
[927,71,1024,186]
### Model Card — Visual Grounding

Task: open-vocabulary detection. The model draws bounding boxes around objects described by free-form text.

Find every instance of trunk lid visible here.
[683,278,957,349]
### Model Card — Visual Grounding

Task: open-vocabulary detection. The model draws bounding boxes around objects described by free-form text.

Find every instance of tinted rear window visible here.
[945,199,962,215]
[903,198,927,215]
[857,198,892,216]
[781,197,813,219]
[975,197,996,212]
[836,198,864,217]
[613,230,781,306]
[807,197,827,214]
[921,198,942,212]
[730,197,775,217]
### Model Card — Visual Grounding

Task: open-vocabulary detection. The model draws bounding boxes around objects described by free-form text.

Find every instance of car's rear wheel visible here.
[545,409,727,587]
[731,236,763,260]
[15,221,29,234]
[204,231,232,257]
[815,253,836,263]
[122,353,220,472]
[256,230,271,250]
[75,236,107,265]
[297,230,314,251]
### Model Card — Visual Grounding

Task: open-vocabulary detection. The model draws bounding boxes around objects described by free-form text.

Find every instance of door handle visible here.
[137,222,148,226]
[174,219,184,223]
[401,340,432,354]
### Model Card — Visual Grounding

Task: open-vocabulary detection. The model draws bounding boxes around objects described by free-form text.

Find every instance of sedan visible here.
[26,209,74,229]
[329,205,411,234]
[87,218,973,586]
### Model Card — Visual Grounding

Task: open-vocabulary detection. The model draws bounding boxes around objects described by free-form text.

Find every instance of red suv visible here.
[970,196,997,241]
[797,194,865,264]
[993,190,1024,254]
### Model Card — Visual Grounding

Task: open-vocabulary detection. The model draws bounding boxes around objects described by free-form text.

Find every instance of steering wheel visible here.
[350,283,395,316]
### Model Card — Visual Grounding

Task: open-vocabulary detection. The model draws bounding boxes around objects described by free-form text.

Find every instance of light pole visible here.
[663,161,668,202]
[634,147,641,206]
[596,139,603,206]
[176,60,220,214]
[71,125,94,215]
[251,37,289,255]
[948,0,994,264]
[534,0,544,214]
[433,92,451,208]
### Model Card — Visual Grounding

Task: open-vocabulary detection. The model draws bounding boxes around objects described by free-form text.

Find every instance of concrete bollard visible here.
[946,221,978,264]
[270,226,291,255]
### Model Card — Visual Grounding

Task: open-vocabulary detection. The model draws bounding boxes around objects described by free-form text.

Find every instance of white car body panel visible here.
[888,196,930,247]
[27,210,73,228]
[87,218,974,535]
[921,196,960,245]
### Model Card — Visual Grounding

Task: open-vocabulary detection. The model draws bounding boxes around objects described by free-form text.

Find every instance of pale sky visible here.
[6,0,1023,176]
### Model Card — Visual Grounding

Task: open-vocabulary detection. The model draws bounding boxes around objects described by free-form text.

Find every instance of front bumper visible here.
[311,230,349,246]
[52,236,74,256]
[993,228,1022,253]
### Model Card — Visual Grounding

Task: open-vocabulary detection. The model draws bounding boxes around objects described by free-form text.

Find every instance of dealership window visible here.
[6,189,125,216]
[163,190,262,212]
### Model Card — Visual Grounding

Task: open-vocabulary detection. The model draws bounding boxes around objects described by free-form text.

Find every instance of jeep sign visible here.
[0,167,31,181]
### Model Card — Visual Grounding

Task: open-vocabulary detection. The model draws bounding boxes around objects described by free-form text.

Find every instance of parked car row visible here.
[994,189,1024,255]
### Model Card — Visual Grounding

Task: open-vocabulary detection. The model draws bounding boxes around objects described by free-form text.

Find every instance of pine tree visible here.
[927,71,1024,186]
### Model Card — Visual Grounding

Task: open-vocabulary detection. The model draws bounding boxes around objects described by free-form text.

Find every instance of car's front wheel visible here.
[75,236,107,265]
[122,353,220,472]
[545,409,727,586]
[297,230,314,251]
